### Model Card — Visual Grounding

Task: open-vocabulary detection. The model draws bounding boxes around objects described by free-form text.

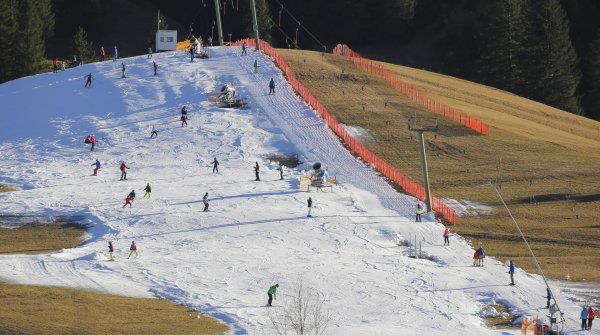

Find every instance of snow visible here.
[340,124,374,142]
[0,46,597,334]
[444,198,495,217]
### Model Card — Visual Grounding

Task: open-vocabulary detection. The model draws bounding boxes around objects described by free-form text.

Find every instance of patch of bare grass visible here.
[0,222,86,254]
[482,302,519,329]
[0,281,228,335]
[0,183,17,192]
[267,153,302,168]
[278,49,600,282]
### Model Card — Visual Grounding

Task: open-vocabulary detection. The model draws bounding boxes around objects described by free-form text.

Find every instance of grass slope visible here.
[278,49,600,282]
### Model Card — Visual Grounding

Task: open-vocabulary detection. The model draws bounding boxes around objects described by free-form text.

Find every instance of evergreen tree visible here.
[0,0,19,82]
[583,30,600,120]
[14,0,54,77]
[245,0,273,45]
[73,27,96,63]
[523,0,582,115]
[476,0,528,95]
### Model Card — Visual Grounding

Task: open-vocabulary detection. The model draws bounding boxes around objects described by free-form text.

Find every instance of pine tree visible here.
[14,0,54,77]
[523,0,582,115]
[0,0,19,82]
[582,30,600,120]
[73,27,96,63]
[246,0,273,44]
[476,0,529,95]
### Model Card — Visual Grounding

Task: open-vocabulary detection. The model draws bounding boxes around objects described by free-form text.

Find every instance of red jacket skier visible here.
[120,162,129,180]
[123,195,132,208]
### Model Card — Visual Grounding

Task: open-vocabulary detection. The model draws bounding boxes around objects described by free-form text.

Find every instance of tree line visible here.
[0,0,599,121]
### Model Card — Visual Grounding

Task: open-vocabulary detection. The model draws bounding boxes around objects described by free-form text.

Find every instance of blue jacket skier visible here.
[92,159,101,175]
[508,261,516,285]
[269,78,275,94]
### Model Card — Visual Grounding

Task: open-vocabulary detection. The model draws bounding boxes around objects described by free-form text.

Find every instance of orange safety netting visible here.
[332,44,490,136]
[521,316,540,335]
[176,40,191,50]
[229,39,456,225]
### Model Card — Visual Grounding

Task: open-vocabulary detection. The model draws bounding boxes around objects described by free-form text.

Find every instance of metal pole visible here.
[157,10,160,31]
[417,130,432,212]
[250,0,260,50]
[214,0,224,45]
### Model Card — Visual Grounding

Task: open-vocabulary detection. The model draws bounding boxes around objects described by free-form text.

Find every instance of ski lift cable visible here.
[267,16,295,45]
[491,185,565,324]
[273,0,328,51]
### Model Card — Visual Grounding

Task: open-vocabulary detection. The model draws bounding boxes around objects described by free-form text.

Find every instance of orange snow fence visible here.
[176,40,191,50]
[521,316,541,335]
[229,39,456,225]
[332,44,490,136]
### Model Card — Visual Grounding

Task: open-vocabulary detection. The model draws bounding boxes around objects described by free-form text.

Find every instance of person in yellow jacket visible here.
[108,241,115,261]
[128,241,139,258]
[415,204,422,222]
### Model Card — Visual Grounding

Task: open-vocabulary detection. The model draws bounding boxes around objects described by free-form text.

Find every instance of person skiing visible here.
[189,45,195,62]
[307,197,313,217]
[589,307,596,330]
[180,114,188,127]
[147,47,153,59]
[443,227,450,245]
[150,126,158,138]
[121,62,126,78]
[78,55,83,66]
[203,192,209,212]
[128,190,136,203]
[113,45,118,61]
[254,162,260,181]
[128,241,138,258]
[415,204,422,222]
[253,59,259,73]
[212,157,219,173]
[85,135,92,144]
[181,106,188,118]
[278,162,284,180]
[477,245,485,266]
[508,260,516,286]
[84,73,93,88]
[473,249,480,267]
[241,41,247,56]
[546,287,553,309]
[267,283,279,306]
[123,194,133,208]
[153,61,158,76]
[53,58,59,73]
[120,161,129,180]
[269,78,275,95]
[143,183,151,198]
[108,241,115,261]
[90,134,96,151]
[92,159,101,176]
[582,306,589,330]
[99,46,106,61]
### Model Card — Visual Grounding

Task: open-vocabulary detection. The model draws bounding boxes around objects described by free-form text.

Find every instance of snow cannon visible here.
[313,162,322,170]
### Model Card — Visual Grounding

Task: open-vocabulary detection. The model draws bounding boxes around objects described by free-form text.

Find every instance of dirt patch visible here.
[278,48,600,282]
[482,302,519,330]
[267,154,302,168]
[0,221,87,254]
[0,183,17,192]
[0,281,228,335]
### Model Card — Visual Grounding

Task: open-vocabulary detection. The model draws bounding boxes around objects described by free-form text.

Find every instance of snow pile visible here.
[443,198,495,217]
[0,46,596,334]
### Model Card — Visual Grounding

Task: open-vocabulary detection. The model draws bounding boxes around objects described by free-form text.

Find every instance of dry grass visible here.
[0,281,228,335]
[0,183,17,192]
[0,222,87,254]
[482,303,518,329]
[278,49,600,282]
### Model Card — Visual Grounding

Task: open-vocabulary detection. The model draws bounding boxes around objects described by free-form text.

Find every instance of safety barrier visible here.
[229,39,456,224]
[333,44,490,136]
[176,40,191,50]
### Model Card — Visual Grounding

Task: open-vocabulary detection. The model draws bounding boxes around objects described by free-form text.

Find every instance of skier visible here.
[582,306,589,330]
[208,36,213,46]
[203,192,209,212]
[85,135,92,144]
[121,62,126,78]
[60,60,66,71]
[269,78,275,95]
[473,249,480,267]
[477,245,485,266]
[278,162,284,180]
[546,287,553,309]
[153,61,158,76]
[91,159,101,176]
[108,241,115,261]
[128,189,136,203]
[181,106,188,118]
[147,47,153,59]
[415,204,422,222]
[150,126,158,138]
[189,46,195,62]
[212,157,219,173]
[90,134,96,151]
[99,46,106,61]
[253,59,259,73]
[241,41,247,56]
[267,283,279,306]
[120,161,129,180]
[128,241,139,258]
[84,73,93,88]
[78,55,83,66]
[113,45,118,61]
[307,197,313,217]
[443,227,450,245]
[508,260,516,286]
[254,162,260,181]
[589,307,596,330]
[53,58,59,73]
[143,183,151,198]
[180,114,188,127]
[123,194,133,208]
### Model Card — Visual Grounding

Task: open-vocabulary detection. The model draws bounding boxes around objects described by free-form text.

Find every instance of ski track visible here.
[0,46,596,334]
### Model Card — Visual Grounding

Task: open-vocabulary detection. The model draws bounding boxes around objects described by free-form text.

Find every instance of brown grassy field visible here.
[0,281,228,335]
[0,222,87,254]
[0,183,16,192]
[278,49,600,282]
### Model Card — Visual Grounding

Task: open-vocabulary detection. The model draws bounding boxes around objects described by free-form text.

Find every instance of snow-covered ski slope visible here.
[0,46,595,334]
